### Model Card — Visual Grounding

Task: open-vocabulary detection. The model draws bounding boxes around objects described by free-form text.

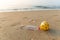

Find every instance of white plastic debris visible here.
[20,25,38,31]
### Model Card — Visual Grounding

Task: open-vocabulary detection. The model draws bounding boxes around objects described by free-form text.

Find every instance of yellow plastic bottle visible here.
[39,21,49,31]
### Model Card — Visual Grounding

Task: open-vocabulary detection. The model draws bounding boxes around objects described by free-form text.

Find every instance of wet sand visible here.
[0,10,60,40]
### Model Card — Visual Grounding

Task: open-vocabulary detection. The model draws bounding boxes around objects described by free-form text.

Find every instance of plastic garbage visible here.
[20,21,49,31]
[39,21,49,31]
[21,25,38,31]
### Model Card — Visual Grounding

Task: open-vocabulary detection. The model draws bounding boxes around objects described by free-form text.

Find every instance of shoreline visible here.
[0,9,60,12]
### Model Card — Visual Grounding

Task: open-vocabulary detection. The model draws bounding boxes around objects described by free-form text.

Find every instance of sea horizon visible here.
[0,5,60,12]
[0,0,60,12]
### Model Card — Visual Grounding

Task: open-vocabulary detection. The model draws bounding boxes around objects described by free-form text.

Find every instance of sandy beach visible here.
[0,10,60,40]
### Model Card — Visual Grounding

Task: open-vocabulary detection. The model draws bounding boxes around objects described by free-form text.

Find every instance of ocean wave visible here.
[34,6,60,9]
[0,6,60,12]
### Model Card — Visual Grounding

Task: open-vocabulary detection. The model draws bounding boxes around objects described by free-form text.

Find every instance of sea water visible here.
[0,0,60,12]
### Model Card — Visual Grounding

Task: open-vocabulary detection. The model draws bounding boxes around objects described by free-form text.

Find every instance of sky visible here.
[0,0,60,9]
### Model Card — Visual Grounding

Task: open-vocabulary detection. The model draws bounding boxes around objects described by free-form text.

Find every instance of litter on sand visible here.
[20,21,49,31]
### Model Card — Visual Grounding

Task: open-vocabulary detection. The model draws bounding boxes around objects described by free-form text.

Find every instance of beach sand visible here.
[0,10,60,40]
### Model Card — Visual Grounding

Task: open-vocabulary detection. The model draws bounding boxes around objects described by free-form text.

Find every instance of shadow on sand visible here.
[47,28,60,36]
